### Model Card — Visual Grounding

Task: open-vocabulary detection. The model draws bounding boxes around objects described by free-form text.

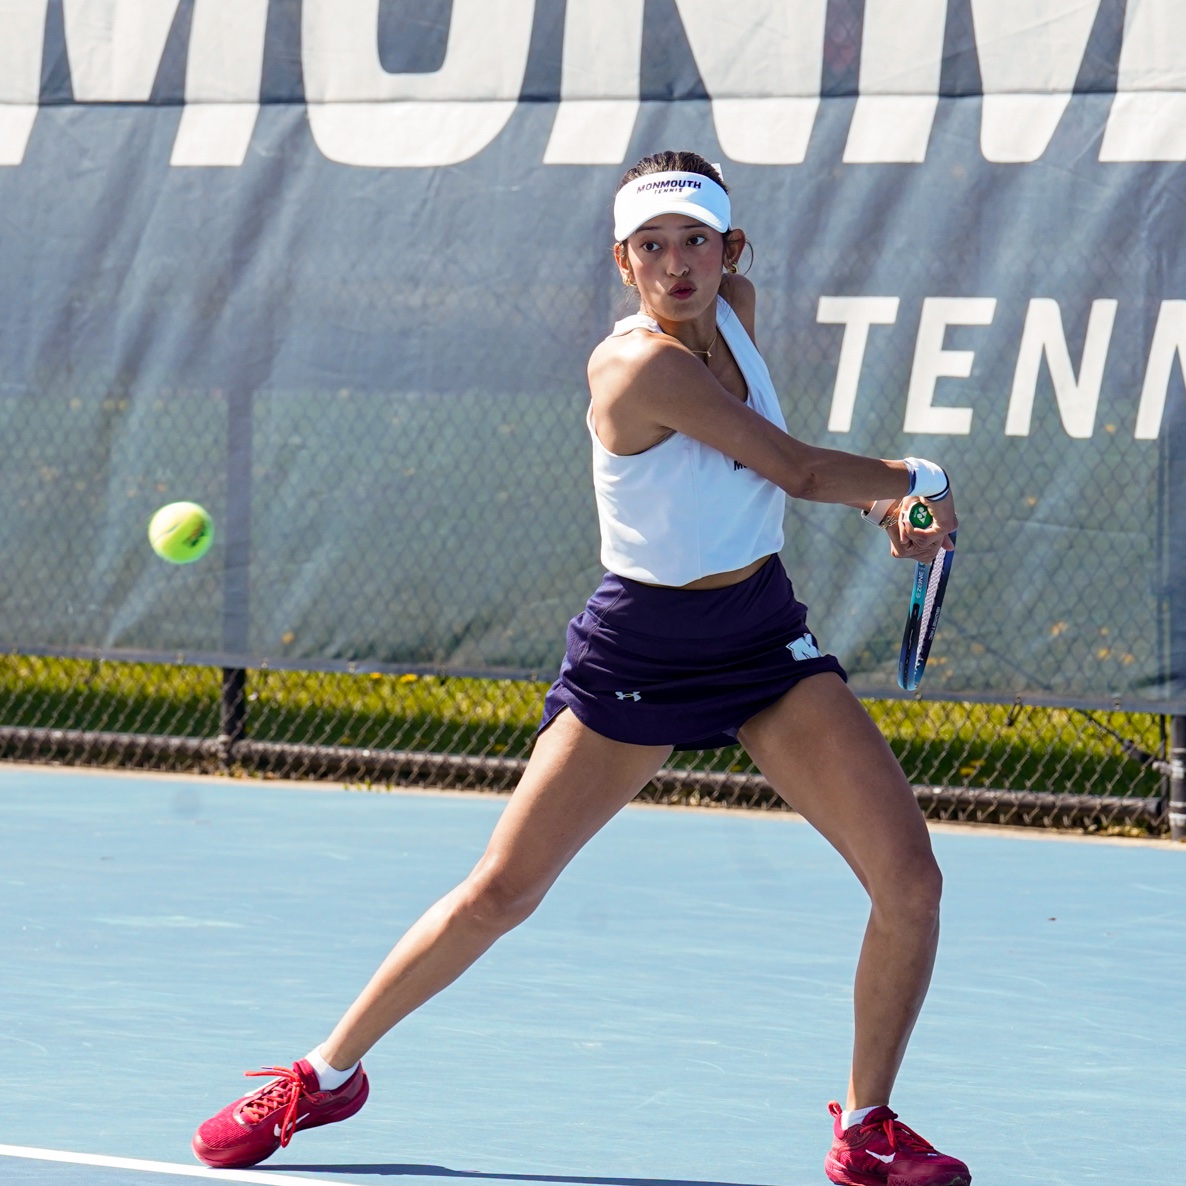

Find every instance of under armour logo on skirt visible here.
[614,691,642,701]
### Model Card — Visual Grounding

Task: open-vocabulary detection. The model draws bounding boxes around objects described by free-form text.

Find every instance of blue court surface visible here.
[1,766,1183,1186]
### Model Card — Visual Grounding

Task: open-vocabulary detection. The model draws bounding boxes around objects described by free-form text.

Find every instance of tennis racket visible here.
[897,503,956,691]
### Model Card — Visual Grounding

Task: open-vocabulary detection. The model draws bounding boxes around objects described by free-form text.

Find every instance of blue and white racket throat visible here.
[897,531,956,691]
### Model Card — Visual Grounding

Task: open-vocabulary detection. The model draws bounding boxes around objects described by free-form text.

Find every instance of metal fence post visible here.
[219,368,253,767]
[219,667,247,765]
[1171,716,1186,841]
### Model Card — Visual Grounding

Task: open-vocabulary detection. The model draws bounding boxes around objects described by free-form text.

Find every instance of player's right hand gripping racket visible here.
[897,503,956,691]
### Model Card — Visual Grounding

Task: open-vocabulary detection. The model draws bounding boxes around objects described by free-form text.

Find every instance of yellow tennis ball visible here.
[148,501,214,564]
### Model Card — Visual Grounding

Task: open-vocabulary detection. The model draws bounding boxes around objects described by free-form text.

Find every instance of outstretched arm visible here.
[590,336,956,562]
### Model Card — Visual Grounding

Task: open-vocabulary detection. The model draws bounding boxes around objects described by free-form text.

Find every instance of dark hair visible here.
[617,150,728,194]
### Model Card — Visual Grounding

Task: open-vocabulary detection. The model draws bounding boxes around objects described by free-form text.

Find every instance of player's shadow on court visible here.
[266,1166,773,1186]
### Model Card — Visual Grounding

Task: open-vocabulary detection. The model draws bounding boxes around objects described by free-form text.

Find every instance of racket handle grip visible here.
[908,503,934,529]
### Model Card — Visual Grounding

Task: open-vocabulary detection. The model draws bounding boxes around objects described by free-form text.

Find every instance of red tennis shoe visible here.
[824,1101,970,1186]
[192,1058,368,1168]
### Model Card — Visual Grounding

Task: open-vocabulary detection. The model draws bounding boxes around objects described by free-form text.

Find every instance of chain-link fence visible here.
[0,654,1169,835]
[2,3,1184,835]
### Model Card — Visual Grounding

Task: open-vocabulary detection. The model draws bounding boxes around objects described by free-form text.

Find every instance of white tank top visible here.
[589,296,787,586]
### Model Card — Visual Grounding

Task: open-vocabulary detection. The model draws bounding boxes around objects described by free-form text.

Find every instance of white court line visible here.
[0,1144,326,1184]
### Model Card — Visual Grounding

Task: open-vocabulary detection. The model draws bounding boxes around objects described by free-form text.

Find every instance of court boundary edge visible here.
[0,1143,325,1184]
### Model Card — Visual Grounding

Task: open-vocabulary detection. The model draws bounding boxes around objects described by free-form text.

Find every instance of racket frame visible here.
[897,530,956,691]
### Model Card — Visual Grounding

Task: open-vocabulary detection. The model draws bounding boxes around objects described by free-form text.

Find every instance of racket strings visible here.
[918,551,946,630]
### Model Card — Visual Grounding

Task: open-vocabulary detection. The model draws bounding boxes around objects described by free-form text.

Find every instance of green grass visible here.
[0,655,1165,802]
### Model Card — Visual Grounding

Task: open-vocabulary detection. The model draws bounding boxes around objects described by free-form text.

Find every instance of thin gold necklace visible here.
[687,330,718,362]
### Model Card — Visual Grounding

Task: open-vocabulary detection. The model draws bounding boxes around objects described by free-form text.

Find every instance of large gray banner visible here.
[0,1,1181,710]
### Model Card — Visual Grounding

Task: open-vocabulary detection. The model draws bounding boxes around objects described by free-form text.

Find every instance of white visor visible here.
[613,171,731,241]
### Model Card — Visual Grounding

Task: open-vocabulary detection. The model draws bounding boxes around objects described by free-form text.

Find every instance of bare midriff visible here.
[638,553,772,591]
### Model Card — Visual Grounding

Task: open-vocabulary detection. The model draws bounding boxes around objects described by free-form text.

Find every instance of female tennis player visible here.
[194,151,967,1186]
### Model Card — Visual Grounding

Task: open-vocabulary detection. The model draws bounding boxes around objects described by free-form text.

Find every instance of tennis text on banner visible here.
[818,296,1185,441]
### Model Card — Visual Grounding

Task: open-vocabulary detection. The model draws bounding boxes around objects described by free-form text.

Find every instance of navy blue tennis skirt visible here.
[539,555,846,751]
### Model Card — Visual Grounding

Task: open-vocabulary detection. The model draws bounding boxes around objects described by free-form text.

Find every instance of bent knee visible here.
[870,854,943,923]
[459,863,549,933]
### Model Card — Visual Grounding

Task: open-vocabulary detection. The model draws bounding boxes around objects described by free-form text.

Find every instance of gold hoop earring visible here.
[622,275,636,287]
[728,263,738,274]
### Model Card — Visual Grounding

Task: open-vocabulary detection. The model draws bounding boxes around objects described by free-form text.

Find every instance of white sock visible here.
[841,1105,881,1131]
[304,1045,358,1091]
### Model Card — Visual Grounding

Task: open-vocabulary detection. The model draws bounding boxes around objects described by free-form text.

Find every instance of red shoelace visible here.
[239,1065,310,1147]
[877,1113,938,1155]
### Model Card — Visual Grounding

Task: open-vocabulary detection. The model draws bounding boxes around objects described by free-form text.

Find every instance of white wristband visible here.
[903,457,949,500]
